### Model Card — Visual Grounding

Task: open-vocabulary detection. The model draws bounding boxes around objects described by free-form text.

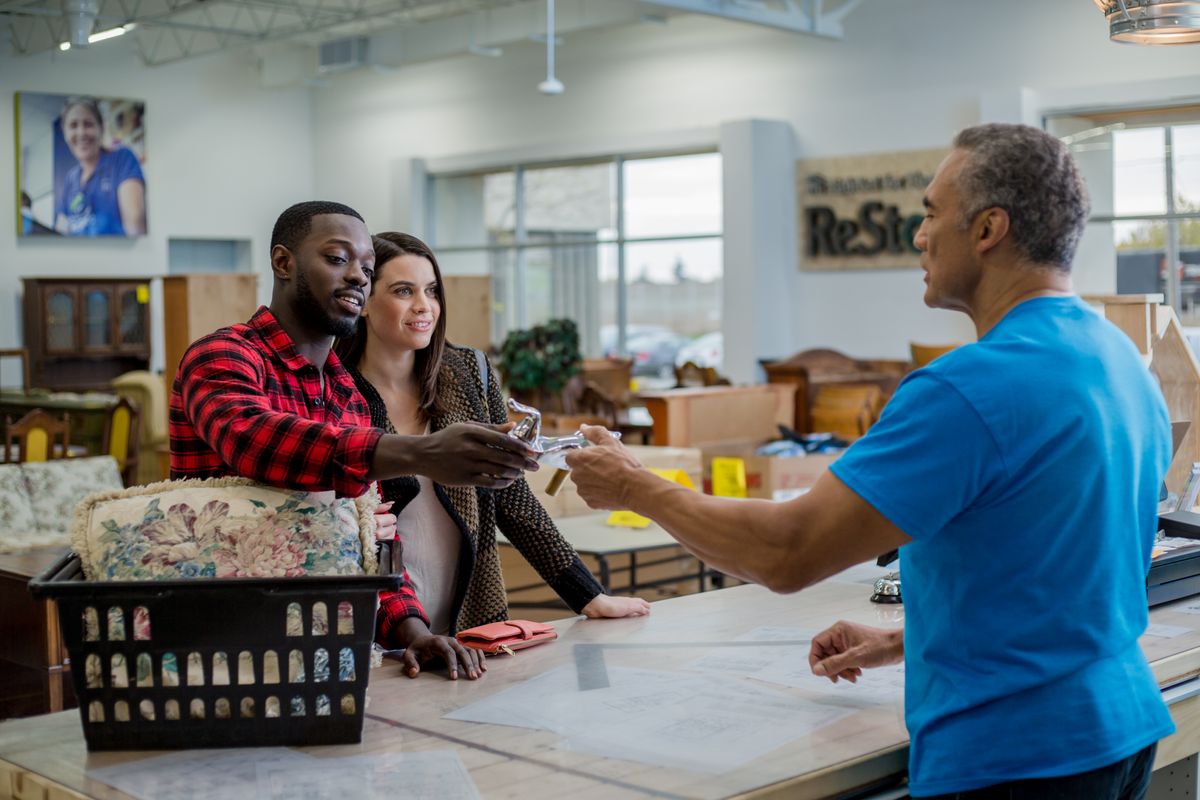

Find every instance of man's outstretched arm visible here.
[565,426,911,593]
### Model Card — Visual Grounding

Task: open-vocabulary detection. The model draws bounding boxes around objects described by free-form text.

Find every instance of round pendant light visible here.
[1094,0,1200,44]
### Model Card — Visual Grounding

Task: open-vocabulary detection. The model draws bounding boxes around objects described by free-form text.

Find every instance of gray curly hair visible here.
[952,123,1089,271]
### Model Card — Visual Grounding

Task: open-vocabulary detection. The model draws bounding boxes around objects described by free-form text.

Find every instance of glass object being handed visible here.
[507,398,621,495]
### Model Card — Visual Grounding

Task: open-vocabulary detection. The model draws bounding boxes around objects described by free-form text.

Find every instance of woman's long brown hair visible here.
[334,232,448,420]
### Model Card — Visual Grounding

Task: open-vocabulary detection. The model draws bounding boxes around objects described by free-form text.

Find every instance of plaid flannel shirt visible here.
[169,306,428,637]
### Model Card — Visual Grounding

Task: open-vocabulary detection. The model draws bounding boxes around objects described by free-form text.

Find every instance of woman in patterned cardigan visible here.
[336,232,649,681]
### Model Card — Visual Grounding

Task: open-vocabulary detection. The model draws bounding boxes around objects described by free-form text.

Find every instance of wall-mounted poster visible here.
[15,92,147,237]
[797,148,945,271]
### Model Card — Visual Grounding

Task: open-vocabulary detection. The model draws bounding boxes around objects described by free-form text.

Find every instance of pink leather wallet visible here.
[456,620,557,655]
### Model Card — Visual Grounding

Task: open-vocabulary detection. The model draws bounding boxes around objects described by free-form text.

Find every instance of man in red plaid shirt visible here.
[170,200,538,681]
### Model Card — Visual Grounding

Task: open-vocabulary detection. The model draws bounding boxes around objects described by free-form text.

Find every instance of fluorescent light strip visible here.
[59,23,135,50]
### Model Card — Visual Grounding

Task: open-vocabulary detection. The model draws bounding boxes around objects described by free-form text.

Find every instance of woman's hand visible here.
[581,594,651,619]
[374,501,396,541]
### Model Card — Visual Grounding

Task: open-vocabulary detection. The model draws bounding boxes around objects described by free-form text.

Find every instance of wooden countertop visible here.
[5,570,1200,799]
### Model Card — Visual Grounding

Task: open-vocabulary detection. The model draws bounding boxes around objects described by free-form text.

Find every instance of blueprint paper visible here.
[446,665,853,773]
[86,748,313,799]
[256,751,480,800]
[1169,599,1200,616]
[686,627,905,706]
[1144,623,1192,638]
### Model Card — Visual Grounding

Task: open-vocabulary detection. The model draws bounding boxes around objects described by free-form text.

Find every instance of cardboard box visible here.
[701,441,840,500]
[637,384,796,448]
[524,445,703,518]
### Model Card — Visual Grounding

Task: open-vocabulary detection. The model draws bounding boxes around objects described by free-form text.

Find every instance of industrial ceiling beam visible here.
[640,0,861,39]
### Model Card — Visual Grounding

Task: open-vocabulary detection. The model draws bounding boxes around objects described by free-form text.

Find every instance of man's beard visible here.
[295,267,358,338]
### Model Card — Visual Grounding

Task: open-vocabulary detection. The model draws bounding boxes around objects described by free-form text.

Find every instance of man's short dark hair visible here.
[270,201,364,255]
[952,124,1089,271]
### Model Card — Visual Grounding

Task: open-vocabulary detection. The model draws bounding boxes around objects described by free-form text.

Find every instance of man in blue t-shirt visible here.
[567,123,1172,799]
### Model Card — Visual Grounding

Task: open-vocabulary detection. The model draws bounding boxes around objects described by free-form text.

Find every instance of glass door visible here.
[43,286,78,354]
[116,283,149,354]
[81,286,114,352]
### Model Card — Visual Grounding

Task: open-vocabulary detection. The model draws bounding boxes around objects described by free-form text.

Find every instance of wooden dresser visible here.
[0,547,74,720]
[21,278,150,392]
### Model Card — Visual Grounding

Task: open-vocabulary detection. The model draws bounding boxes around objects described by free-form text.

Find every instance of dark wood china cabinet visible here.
[22,278,150,391]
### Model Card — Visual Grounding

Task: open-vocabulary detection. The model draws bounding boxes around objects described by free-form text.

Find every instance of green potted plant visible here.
[498,318,582,412]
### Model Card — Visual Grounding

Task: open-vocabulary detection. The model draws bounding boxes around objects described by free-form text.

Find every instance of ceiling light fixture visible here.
[537,0,564,95]
[59,23,134,51]
[63,0,99,47]
[88,24,132,42]
[1094,0,1200,44]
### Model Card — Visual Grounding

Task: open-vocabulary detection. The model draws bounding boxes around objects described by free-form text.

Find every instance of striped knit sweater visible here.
[348,344,603,634]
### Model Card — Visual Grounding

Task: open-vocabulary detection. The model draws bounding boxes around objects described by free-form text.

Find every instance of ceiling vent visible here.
[318,36,368,73]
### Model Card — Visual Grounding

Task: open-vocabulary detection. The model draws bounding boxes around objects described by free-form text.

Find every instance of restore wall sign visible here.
[797,148,946,271]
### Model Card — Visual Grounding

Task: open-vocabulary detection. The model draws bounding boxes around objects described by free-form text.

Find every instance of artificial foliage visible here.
[498,318,582,396]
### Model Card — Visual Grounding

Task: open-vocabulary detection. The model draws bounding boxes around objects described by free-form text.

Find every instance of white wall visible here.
[309,0,1200,361]
[2,1,1197,369]
[0,46,315,369]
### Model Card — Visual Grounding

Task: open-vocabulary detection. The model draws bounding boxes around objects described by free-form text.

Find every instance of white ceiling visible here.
[2,0,863,68]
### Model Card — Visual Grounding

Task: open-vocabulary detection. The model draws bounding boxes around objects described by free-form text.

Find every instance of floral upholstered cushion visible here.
[72,477,379,581]
[0,463,39,553]
[22,457,124,541]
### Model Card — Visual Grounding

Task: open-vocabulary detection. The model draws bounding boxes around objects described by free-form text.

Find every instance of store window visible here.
[429,151,723,386]
[1047,107,1200,324]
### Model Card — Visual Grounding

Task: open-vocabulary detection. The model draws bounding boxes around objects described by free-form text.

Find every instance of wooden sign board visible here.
[797,148,947,271]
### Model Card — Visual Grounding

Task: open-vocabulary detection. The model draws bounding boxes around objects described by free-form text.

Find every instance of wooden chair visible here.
[3,409,70,463]
[809,384,883,439]
[761,348,910,434]
[674,361,731,388]
[573,382,620,429]
[580,358,633,408]
[103,396,141,486]
[910,342,959,369]
[0,348,30,392]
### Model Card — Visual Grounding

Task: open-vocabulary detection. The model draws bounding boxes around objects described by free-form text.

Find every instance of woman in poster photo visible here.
[55,96,146,237]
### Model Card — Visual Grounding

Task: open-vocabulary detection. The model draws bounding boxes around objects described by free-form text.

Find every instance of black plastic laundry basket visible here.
[29,549,401,751]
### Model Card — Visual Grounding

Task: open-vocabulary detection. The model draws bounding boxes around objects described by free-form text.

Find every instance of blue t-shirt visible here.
[57,146,144,236]
[831,296,1174,797]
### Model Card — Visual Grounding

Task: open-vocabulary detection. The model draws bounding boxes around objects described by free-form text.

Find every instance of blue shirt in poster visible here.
[57,146,144,236]
[830,296,1174,797]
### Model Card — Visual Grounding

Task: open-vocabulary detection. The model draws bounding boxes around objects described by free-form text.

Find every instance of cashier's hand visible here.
[566,426,645,510]
[808,621,904,684]
[582,594,652,618]
[374,501,396,541]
